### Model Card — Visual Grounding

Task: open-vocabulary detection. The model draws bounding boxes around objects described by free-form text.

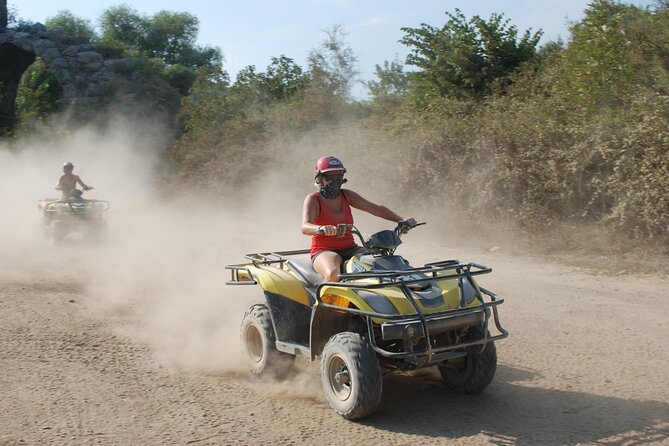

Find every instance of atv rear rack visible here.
[243,249,311,266]
[225,249,311,285]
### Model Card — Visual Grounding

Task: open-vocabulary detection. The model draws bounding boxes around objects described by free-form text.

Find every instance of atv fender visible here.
[251,266,310,306]
[309,285,376,359]
[310,304,353,359]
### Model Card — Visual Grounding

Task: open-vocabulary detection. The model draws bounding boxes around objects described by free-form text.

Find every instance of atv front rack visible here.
[316,262,508,366]
[39,199,110,213]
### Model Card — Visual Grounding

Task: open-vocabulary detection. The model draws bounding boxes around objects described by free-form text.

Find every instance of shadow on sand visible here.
[362,364,669,445]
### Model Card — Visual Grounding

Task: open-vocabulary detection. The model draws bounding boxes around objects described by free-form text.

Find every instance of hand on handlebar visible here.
[398,218,417,233]
[316,224,352,237]
[316,225,337,236]
[397,218,423,234]
[83,186,94,191]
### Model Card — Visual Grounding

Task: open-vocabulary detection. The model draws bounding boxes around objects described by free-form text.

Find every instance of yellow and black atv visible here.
[226,222,508,420]
[38,189,109,243]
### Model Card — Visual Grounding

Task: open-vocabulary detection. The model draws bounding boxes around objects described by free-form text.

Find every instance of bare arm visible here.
[301,194,321,235]
[75,175,91,190]
[344,189,405,222]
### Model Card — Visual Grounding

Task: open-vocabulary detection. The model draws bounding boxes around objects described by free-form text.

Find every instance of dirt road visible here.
[1,234,668,446]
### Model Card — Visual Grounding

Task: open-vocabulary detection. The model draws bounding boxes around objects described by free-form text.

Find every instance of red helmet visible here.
[314,156,346,179]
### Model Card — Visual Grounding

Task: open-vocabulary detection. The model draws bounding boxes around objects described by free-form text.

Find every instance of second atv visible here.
[226,222,508,420]
[38,189,109,243]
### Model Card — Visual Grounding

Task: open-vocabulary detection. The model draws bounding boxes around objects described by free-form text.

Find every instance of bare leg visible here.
[312,251,343,282]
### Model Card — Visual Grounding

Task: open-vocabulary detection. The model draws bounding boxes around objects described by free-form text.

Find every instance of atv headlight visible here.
[321,293,349,308]
[353,290,398,315]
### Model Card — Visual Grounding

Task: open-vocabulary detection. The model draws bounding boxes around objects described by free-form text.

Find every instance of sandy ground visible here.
[1,230,668,446]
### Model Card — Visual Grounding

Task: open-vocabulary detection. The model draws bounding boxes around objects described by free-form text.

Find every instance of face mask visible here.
[319,178,345,199]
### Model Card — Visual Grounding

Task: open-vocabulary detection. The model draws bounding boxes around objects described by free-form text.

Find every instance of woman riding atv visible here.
[301,156,416,282]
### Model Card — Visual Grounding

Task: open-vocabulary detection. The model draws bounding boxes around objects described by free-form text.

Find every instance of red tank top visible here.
[311,190,356,256]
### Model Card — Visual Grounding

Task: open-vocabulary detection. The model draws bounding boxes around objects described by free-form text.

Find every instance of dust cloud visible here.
[0,117,304,376]
[0,116,475,387]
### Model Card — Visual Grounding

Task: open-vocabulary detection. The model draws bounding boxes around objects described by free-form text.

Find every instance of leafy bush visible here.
[401,9,542,100]
[15,59,61,123]
[45,10,95,39]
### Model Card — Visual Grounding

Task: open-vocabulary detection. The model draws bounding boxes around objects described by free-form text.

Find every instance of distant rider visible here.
[56,162,92,198]
[301,156,416,282]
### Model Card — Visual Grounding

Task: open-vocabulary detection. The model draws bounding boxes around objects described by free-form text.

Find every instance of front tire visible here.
[41,215,51,238]
[438,325,497,394]
[240,304,295,379]
[50,220,65,243]
[320,332,382,420]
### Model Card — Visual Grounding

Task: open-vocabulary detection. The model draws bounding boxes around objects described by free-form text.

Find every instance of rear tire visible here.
[320,332,382,420]
[438,326,497,394]
[240,304,295,379]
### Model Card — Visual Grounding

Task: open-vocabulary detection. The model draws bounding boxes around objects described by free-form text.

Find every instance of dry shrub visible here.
[404,88,668,240]
[603,90,669,236]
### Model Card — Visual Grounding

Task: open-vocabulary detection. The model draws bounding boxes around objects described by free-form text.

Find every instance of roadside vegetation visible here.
[12,5,221,128]
[172,1,669,244]
[6,0,669,260]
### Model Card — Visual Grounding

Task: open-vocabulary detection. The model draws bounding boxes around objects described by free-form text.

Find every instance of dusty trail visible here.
[0,229,667,446]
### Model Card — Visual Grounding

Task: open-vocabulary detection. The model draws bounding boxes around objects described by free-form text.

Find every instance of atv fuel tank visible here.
[347,254,411,273]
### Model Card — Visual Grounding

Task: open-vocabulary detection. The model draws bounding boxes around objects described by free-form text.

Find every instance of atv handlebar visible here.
[396,220,426,235]
[316,221,425,239]
[314,221,426,255]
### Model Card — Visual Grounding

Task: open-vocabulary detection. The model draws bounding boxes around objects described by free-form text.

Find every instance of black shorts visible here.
[311,245,366,263]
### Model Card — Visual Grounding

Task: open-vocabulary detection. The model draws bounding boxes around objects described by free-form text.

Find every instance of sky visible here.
[9,0,658,97]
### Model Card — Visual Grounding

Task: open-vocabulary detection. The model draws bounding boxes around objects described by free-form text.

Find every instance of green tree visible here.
[178,65,232,133]
[45,10,95,39]
[163,64,198,95]
[367,59,409,106]
[181,56,305,125]
[145,10,198,63]
[143,11,220,68]
[307,25,359,99]
[230,65,267,113]
[555,1,635,106]
[97,6,221,68]
[175,44,222,69]
[401,9,542,99]
[95,5,222,104]
[263,56,306,100]
[98,5,146,50]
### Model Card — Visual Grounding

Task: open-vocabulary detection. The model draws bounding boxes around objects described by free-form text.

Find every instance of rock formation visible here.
[0,22,131,132]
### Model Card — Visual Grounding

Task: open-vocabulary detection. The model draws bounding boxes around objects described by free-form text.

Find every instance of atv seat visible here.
[287,256,323,288]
